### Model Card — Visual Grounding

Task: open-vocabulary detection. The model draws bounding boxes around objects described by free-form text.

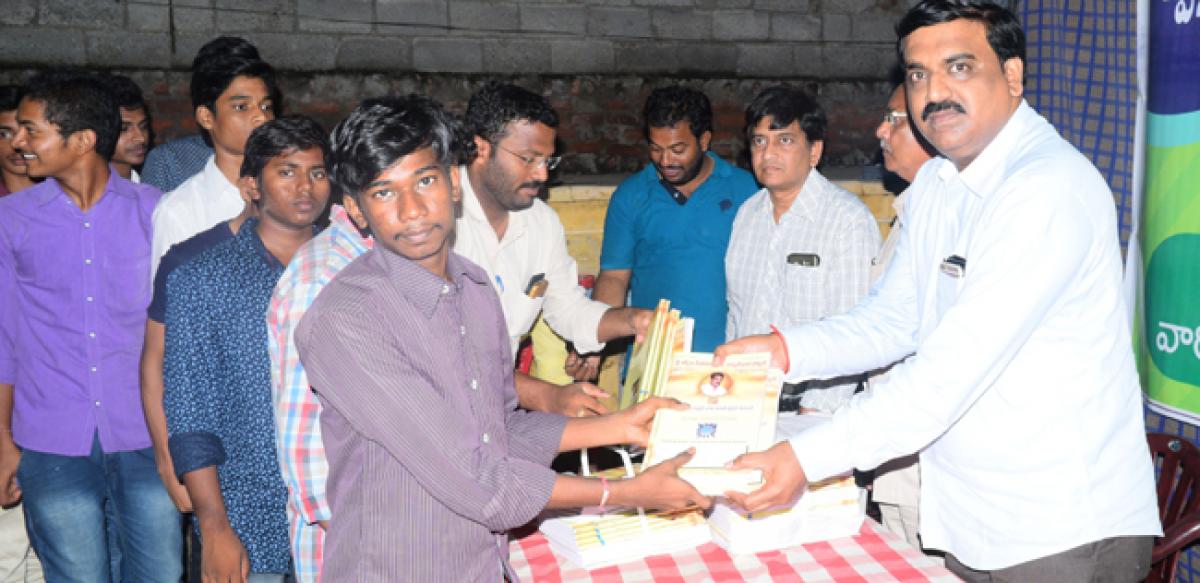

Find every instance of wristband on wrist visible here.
[598,476,611,512]
[769,324,790,372]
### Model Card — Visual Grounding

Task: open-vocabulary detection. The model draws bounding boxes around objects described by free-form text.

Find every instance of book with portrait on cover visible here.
[641,352,782,496]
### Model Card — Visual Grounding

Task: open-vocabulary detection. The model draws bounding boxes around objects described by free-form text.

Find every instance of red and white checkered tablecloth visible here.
[510,520,960,582]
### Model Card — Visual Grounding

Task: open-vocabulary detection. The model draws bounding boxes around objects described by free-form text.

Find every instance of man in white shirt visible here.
[718,2,1161,580]
[150,53,277,277]
[725,86,880,413]
[457,82,651,416]
[869,80,937,553]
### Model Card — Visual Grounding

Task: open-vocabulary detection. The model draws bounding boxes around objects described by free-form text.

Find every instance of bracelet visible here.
[598,476,611,512]
[769,324,790,372]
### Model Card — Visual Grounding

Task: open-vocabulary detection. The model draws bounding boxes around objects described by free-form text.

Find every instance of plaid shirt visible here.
[725,170,881,412]
[268,206,371,582]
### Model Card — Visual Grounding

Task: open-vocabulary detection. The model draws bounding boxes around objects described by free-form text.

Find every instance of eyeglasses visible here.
[496,143,561,171]
[883,111,909,126]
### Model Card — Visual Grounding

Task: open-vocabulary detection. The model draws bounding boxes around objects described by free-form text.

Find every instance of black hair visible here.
[193,36,262,70]
[190,56,279,147]
[744,86,826,143]
[896,0,1025,67]
[464,82,558,146]
[191,56,278,113]
[99,75,146,111]
[21,71,120,160]
[643,86,713,141]
[329,94,465,201]
[239,115,329,184]
[0,86,22,113]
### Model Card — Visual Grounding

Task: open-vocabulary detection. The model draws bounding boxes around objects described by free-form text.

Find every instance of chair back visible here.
[1148,433,1200,583]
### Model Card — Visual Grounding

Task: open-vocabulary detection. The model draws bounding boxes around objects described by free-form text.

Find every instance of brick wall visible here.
[0,0,922,173]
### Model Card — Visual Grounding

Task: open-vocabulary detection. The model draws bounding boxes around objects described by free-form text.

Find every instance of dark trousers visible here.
[945,536,1154,583]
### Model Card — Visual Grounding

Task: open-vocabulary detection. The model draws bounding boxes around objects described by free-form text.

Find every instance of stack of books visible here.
[539,506,712,569]
[618,299,693,410]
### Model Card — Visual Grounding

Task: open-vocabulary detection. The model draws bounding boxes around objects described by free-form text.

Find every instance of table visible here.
[510,519,959,582]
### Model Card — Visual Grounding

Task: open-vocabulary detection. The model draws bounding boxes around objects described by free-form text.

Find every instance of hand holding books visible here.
[712,331,790,371]
[611,396,688,447]
[721,440,809,513]
[610,448,713,511]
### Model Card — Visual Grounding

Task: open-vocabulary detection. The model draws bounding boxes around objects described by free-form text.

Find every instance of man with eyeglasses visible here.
[455,82,651,417]
[868,80,936,554]
[725,86,880,413]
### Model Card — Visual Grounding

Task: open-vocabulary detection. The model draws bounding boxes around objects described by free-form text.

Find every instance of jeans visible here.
[17,434,182,583]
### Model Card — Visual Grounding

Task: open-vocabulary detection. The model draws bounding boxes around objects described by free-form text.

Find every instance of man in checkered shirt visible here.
[725,86,881,413]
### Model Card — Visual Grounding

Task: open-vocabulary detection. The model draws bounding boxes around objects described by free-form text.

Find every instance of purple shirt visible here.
[0,173,161,455]
[295,249,565,582]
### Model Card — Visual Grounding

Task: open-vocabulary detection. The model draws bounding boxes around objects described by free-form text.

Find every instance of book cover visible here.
[641,352,781,496]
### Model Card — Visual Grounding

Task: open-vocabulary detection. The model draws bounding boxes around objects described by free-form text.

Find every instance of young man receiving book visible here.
[295,95,710,581]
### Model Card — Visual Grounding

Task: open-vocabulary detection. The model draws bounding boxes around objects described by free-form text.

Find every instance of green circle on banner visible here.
[1146,233,1200,386]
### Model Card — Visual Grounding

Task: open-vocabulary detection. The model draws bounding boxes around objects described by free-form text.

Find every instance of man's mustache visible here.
[922,101,966,121]
[518,181,545,191]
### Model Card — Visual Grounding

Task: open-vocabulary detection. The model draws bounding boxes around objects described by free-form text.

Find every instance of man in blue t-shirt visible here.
[594,86,758,352]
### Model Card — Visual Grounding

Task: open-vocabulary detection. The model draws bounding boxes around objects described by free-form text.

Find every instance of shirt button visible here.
[460,325,466,336]
[441,284,450,294]
[88,332,96,339]
[86,296,94,302]
[94,401,101,407]
[90,366,97,373]
[482,433,490,444]
[470,378,478,390]
[84,258,92,265]
[83,222,91,229]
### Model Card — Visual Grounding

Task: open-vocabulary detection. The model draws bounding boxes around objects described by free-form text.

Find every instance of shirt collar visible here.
[372,246,489,318]
[459,165,527,242]
[200,155,235,193]
[327,204,374,250]
[935,99,1034,198]
[31,169,131,208]
[236,217,286,271]
[765,168,829,223]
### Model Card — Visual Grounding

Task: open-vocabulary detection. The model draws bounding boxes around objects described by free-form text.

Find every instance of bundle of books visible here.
[618,299,693,410]
[707,474,865,554]
[539,506,712,570]
[542,302,861,569]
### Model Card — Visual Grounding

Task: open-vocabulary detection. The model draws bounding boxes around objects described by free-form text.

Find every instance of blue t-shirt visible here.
[599,153,758,351]
[147,221,235,323]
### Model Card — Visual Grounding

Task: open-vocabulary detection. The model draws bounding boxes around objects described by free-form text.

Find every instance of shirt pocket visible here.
[935,264,964,319]
[783,259,824,322]
[101,250,152,312]
[502,290,545,343]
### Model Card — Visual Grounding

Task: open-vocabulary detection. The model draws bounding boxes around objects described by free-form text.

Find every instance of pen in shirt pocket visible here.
[525,273,547,298]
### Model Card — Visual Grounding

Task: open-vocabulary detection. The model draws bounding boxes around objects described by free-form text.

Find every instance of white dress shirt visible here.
[454,166,609,361]
[150,155,242,279]
[726,169,880,411]
[783,101,1161,569]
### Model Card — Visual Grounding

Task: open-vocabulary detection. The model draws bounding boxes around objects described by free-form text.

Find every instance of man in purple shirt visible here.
[296,95,710,581]
[0,72,182,582]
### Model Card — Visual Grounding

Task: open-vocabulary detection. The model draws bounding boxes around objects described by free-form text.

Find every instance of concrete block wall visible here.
[0,0,924,172]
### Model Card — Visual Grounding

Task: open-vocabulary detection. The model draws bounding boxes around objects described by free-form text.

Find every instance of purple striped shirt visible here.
[0,173,160,455]
[295,248,565,582]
